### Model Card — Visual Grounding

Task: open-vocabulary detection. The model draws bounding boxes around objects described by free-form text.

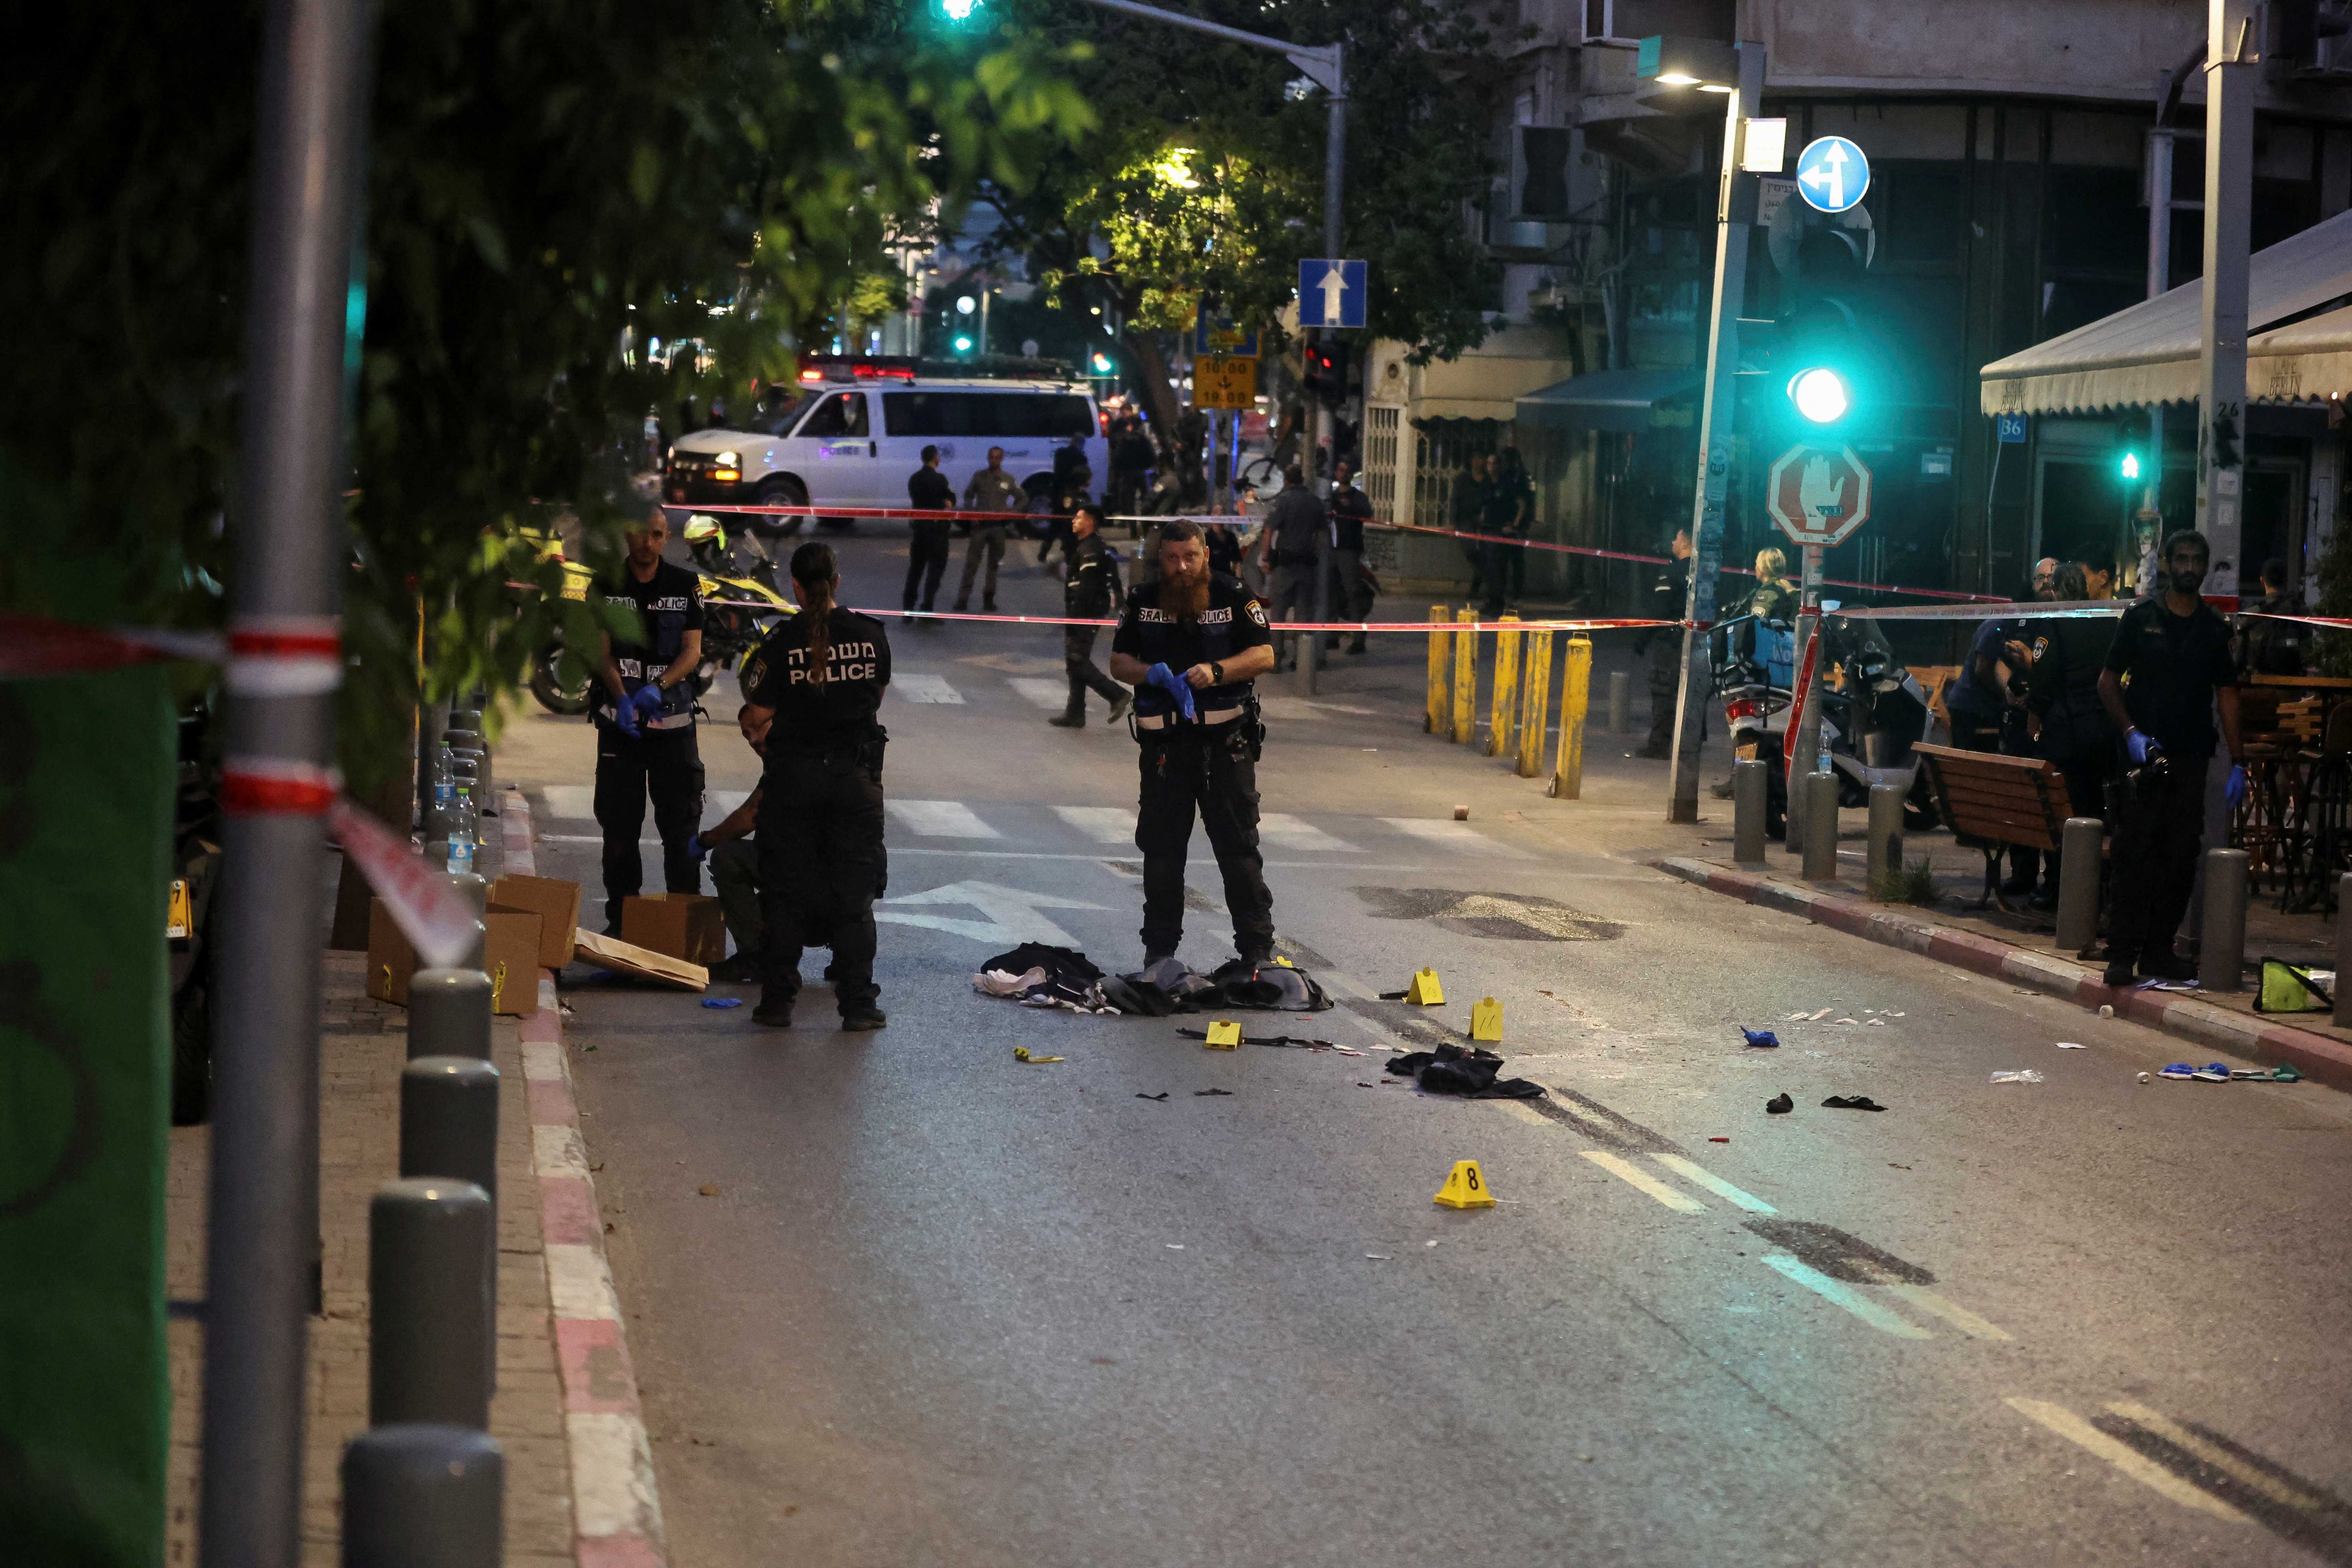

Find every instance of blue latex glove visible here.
[611,694,640,737]
[629,683,666,718]
[1740,1027,1780,1049]
[1146,661,1197,721]
[2225,763,2248,809]
[685,834,710,863]
[2126,729,2160,767]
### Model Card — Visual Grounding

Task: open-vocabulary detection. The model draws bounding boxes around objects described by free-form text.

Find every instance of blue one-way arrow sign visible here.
[1794,136,1869,214]
[1297,258,1368,329]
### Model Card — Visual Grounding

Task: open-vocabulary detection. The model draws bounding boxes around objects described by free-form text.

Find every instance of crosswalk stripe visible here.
[1007,677,1068,710]
[1378,818,1527,858]
[892,673,965,704]
[539,784,596,820]
[2006,1399,2252,1522]
[1053,805,1136,844]
[1580,1150,1707,1214]
[1760,1255,1934,1339]
[886,800,1003,838]
[1884,1285,2013,1341]
[1650,1155,1776,1213]
[1259,813,1362,852]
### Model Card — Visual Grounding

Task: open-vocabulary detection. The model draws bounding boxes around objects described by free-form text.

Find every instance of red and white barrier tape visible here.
[1823,598,2128,623]
[329,796,480,968]
[702,602,1681,634]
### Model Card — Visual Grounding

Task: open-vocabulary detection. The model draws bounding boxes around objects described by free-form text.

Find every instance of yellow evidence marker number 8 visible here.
[1434,1159,1497,1209]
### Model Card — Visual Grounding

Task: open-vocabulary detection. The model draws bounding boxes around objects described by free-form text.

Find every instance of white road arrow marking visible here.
[1318,263,1348,324]
[874,878,1111,947]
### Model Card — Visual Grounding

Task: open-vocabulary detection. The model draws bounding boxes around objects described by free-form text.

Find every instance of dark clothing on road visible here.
[594,724,704,931]
[2102,596,2236,759]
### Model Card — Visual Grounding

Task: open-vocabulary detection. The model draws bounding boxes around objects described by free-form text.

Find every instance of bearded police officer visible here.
[738,541,892,1031]
[1107,519,1278,966]
[593,506,706,934]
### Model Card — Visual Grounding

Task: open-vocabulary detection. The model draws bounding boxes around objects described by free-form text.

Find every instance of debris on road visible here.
[1194,1088,1233,1097]
[1137,1092,1169,1101]
[701,997,743,1009]
[1176,1026,1361,1054]
[2138,1072,2152,1083]
[1452,805,1469,820]
[697,1182,720,1196]
[1385,1043,1546,1100]
[1821,1095,1889,1110]
[1012,1047,1065,1063]
[1765,1093,1793,1114]
[1110,956,1332,1015]
[2055,1041,2086,1049]
[2099,1004,2116,1018]
[1741,1027,1780,1049]
[1433,1159,1497,1209]
[1708,1136,1730,1143]
[1988,1071,2042,1084]
[973,942,1114,1011]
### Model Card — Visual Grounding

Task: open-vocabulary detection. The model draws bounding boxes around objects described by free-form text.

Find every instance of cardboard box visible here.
[621,893,727,968]
[574,929,708,991]
[489,873,581,971]
[364,897,543,1017]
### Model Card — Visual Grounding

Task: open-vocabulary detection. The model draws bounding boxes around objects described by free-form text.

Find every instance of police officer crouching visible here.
[737,542,893,1030]
[1107,519,1278,966]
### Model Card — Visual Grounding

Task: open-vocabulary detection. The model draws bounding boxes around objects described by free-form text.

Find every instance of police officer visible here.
[593,506,706,933]
[904,445,956,623]
[1107,519,1278,966]
[1049,503,1130,729]
[2095,529,2244,987]
[738,541,893,1030]
[1636,526,1693,759]
[1257,465,1323,671]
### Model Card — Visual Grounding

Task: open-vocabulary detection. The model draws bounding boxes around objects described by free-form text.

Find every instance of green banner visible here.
[0,669,173,1565]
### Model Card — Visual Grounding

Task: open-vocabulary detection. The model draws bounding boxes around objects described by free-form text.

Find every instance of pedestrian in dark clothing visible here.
[2237,557,2307,677]
[592,507,707,933]
[2024,563,2118,910]
[904,445,956,621]
[1326,459,1375,654]
[1947,586,2045,893]
[1457,454,1492,599]
[1485,446,1534,614]
[1049,505,1132,728]
[2097,530,2244,986]
[1204,520,1246,583]
[1258,466,1324,670]
[1636,527,1693,758]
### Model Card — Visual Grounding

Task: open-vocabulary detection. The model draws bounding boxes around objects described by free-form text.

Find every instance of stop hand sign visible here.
[1767,444,1872,547]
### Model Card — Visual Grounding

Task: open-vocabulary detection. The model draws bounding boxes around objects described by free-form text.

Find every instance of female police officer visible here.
[737,541,892,1030]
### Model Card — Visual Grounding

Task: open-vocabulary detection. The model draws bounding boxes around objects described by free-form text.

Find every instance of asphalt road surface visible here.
[495,525,2352,1568]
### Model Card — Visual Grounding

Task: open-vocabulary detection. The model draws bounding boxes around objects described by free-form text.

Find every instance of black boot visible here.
[1049,711,1084,728]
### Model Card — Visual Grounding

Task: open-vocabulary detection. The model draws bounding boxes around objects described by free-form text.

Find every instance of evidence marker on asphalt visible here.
[1434,1160,1496,1209]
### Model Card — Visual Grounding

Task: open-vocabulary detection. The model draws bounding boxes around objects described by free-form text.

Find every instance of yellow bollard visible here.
[1451,608,1478,744]
[1425,604,1449,734]
[1550,633,1591,799]
[1485,614,1521,757]
[1516,628,1554,778]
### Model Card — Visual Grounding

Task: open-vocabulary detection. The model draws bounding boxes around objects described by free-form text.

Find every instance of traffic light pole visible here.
[1666,40,1765,822]
[2197,0,2256,606]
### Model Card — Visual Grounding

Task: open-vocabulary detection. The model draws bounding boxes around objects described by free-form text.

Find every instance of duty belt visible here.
[1136,706,1243,730]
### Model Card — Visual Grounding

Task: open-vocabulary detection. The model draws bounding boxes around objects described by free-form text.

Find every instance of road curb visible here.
[505,791,670,1568]
[1657,856,2352,1094]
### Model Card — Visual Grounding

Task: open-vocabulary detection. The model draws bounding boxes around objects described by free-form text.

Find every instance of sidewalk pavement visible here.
[163,791,663,1566]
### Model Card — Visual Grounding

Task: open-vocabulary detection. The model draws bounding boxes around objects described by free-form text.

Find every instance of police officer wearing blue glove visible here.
[2095,529,2243,987]
[594,506,706,934]
[1107,519,1278,966]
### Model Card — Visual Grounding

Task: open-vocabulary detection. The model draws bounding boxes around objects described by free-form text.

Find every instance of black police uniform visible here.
[1638,553,1693,757]
[1058,529,1125,722]
[905,464,956,614]
[2102,594,2237,972]
[1111,573,1276,962]
[739,608,892,1021]
[594,560,706,931]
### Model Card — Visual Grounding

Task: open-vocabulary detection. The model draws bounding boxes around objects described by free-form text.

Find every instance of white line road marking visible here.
[1884,1284,2014,1341]
[1760,1255,1933,1339]
[1581,1150,1708,1213]
[1008,677,1069,709]
[1650,1155,1777,1213]
[1255,697,1330,722]
[2005,1398,2253,1522]
[540,784,596,820]
[889,846,1450,871]
[874,878,1111,947]
[1259,813,1363,852]
[887,800,1003,838]
[891,673,966,704]
[1053,805,1137,843]
[1378,818,1528,858]
[2104,1403,2326,1509]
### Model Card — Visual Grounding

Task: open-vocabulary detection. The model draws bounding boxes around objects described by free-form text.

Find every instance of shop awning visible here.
[1979,209,2352,415]
[1515,366,1703,432]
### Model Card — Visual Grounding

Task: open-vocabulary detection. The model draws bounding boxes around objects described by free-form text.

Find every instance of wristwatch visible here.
[1210,661,1225,684]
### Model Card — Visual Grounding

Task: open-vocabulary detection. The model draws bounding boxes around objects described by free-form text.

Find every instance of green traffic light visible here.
[940,0,980,18]
[2120,452,2141,480]
[1788,367,1849,424]
[954,335,973,352]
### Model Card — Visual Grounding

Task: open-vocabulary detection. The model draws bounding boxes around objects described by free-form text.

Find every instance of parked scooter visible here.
[526,530,794,716]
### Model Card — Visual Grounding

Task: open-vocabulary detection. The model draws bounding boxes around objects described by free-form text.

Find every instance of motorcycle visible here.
[1713,610,1940,840]
[527,535,795,716]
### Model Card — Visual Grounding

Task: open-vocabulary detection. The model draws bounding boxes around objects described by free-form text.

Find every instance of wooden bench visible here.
[1910,742,2085,915]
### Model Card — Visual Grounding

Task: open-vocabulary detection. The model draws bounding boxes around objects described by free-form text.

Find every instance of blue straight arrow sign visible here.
[1297,258,1367,329]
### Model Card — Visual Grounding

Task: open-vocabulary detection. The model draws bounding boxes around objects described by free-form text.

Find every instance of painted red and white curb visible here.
[1658,856,2352,1094]
[505,792,669,1568]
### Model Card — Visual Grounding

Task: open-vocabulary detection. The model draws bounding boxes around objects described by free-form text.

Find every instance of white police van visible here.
[663,368,1107,534]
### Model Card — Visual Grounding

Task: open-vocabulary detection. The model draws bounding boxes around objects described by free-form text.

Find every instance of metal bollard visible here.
[1866,783,1904,893]
[1516,629,1555,779]
[400,1057,499,1202]
[1425,605,1450,734]
[1451,609,1477,745]
[2198,847,2250,992]
[370,1178,494,1429]
[2056,817,2103,955]
[446,872,488,970]
[407,969,493,1063]
[342,1424,502,1568]
[1733,759,1768,863]
[1486,615,1521,757]
[1549,634,1591,798]
[2336,875,2352,1028]
[1801,771,1840,882]
[1607,669,1630,733]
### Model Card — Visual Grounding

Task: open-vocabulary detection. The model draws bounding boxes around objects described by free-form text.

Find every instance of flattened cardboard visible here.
[621,892,726,968]
[574,929,707,991]
[489,873,581,970]
[482,903,543,1016]
[366,898,415,1005]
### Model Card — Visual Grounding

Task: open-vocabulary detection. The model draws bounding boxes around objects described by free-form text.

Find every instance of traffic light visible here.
[939,0,981,19]
[1303,340,1348,404]
[2119,451,2142,482]
[1787,366,1850,425]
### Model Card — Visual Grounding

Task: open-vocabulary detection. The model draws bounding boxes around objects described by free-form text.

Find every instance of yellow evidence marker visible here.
[1012,1047,1064,1063]
[1470,996,1504,1043]
[1434,1160,1497,1209]
[1406,968,1445,1005]
[1203,1020,1242,1049]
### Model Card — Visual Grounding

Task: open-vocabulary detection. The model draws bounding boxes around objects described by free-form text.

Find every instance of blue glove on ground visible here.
[629,683,666,718]
[2126,729,2159,767]
[685,834,710,862]
[1146,661,1197,721]
[2226,763,2248,809]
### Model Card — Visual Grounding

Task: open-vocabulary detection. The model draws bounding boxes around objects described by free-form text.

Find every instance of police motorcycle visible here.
[1712,608,1939,840]
[526,532,795,716]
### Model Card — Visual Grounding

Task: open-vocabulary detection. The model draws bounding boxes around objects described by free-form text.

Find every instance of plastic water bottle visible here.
[428,748,457,838]
[1817,743,1832,777]
[446,837,474,875]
